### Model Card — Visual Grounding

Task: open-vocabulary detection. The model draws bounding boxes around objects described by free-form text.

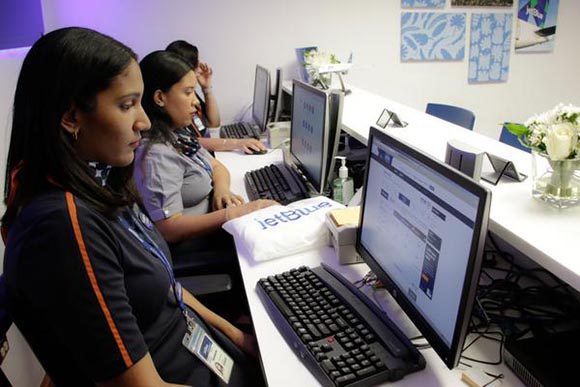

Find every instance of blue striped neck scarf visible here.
[87,161,112,187]
[173,126,201,158]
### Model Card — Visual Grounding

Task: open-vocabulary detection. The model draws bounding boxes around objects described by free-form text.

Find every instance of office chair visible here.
[170,235,247,319]
[499,125,531,153]
[174,254,232,296]
[426,103,476,130]
[0,275,13,386]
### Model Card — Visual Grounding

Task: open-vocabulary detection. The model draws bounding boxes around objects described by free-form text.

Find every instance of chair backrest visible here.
[0,274,13,385]
[425,103,476,130]
[499,125,531,153]
[0,275,11,339]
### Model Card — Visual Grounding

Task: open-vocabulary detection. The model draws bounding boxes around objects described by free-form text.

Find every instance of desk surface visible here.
[216,149,524,387]
[282,80,580,293]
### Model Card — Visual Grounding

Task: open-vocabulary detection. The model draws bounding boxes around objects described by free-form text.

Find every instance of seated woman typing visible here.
[135,50,274,248]
[166,40,266,154]
[2,27,263,386]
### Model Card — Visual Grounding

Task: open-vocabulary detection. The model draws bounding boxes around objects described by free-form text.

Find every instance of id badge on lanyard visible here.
[118,208,234,383]
[182,317,234,384]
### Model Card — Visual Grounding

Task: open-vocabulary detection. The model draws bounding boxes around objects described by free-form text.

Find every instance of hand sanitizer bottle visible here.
[333,156,354,205]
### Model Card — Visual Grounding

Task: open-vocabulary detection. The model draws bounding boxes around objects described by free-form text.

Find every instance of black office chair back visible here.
[426,103,476,130]
[0,275,14,385]
[499,125,531,153]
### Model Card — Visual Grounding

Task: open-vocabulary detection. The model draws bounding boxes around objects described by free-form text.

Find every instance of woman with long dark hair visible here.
[165,40,266,154]
[2,27,262,386]
[135,51,274,251]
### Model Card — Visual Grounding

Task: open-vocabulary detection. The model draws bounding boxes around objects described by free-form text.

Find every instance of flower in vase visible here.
[303,49,340,89]
[506,103,580,160]
[545,122,577,160]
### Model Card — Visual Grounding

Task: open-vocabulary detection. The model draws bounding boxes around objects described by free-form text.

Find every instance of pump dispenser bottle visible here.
[333,156,354,205]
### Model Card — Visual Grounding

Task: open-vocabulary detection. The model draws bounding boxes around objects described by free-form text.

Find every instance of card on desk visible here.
[329,206,360,227]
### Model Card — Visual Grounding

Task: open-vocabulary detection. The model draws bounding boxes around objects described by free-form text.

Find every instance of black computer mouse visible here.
[248,149,268,155]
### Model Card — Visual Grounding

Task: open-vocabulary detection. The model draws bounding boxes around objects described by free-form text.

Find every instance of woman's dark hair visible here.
[2,27,139,231]
[140,50,192,145]
[166,40,199,69]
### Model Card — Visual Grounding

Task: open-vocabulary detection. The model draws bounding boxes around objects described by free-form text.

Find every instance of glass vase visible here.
[531,150,580,208]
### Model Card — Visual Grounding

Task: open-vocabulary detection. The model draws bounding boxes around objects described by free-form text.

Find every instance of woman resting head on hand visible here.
[165,39,267,154]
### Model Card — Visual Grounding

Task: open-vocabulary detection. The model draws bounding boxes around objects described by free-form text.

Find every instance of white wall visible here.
[41,0,580,138]
[0,0,579,383]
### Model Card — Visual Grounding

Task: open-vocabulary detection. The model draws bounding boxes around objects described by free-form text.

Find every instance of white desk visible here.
[216,149,524,386]
[282,80,580,293]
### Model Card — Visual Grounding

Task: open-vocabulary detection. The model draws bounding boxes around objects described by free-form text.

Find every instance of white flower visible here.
[545,122,578,160]
[515,103,580,159]
[304,51,335,68]
[528,130,544,147]
[303,50,340,87]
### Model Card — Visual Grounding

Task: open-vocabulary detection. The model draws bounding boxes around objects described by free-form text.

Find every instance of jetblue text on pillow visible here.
[255,201,334,230]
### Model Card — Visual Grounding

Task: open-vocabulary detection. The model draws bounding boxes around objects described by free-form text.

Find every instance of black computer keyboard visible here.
[220,122,260,139]
[257,264,425,387]
[244,163,308,205]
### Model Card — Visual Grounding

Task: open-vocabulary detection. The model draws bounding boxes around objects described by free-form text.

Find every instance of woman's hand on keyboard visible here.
[213,191,245,211]
[226,199,278,220]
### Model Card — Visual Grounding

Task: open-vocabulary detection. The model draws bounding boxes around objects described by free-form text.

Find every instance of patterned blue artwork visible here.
[468,13,512,83]
[402,0,445,8]
[401,13,466,61]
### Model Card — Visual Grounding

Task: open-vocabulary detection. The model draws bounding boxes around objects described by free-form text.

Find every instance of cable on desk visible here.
[487,233,575,296]
[474,233,580,342]
[351,271,388,314]
[352,270,383,290]
[460,232,580,378]
[461,316,505,366]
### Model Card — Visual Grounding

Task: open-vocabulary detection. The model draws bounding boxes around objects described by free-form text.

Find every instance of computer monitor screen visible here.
[324,91,344,187]
[357,127,491,369]
[289,80,329,194]
[271,67,283,122]
[252,65,271,133]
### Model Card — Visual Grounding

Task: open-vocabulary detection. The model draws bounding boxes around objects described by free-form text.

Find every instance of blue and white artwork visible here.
[401,13,467,61]
[468,13,512,83]
[402,0,445,8]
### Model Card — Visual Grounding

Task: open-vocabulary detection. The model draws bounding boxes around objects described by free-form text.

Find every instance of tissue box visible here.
[325,209,363,265]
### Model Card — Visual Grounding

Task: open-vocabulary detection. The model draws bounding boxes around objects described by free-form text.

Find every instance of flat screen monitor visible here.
[271,67,283,122]
[357,127,491,369]
[252,65,271,133]
[325,90,344,187]
[289,80,330,194]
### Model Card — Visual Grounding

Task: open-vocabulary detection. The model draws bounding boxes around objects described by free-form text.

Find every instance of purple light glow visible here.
[0,0,44,51]
[0,47,30,60]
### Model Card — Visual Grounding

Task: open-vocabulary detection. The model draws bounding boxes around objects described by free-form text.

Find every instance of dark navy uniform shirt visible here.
[3,188,222,386]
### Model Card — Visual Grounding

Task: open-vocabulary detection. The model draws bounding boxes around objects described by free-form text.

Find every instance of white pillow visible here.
[222,196,345,262]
